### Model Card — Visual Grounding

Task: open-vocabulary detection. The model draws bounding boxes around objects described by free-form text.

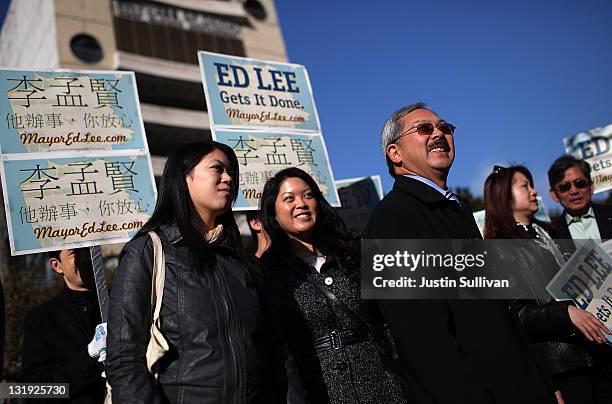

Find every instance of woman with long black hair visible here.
[259,167,407,404]
[106,141,287,404]
[484,165,610,404]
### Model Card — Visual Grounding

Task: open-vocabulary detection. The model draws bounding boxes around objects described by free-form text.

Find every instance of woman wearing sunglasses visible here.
[483,165,610,404]
[258,167,408,404]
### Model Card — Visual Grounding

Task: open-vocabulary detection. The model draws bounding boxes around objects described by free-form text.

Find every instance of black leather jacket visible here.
[106,224,287,404]
[494,240,594,374]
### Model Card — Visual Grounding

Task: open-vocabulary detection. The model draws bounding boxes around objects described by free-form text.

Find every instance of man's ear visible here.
[386,144,403,165]
[248,217,262,232]
[549,189,560,204]
[50,258,63,275]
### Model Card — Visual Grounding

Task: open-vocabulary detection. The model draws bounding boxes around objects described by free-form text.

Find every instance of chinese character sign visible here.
[564,123,612,193]
[0,69,147,153]
[1,155,155,254]
[199,52,320,132]
[215,130,339,209]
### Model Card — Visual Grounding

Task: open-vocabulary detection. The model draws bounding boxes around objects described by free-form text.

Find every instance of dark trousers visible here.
[553,366,612,404]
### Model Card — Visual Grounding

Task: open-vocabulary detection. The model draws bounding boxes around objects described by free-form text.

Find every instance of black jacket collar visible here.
[159,222,183,244]
[158,222,239,255]
[393,175,448,204]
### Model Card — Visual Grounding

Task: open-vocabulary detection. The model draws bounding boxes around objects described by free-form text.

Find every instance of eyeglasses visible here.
[556,178,590,193]
[397,121,456,141]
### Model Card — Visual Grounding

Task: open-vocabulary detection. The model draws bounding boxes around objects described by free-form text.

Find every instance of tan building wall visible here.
[54,0,117,70]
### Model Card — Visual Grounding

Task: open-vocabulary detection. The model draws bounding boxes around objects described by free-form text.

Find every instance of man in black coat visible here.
[22,248,105,403]
[547,155,612,403]
[365,102,556,404]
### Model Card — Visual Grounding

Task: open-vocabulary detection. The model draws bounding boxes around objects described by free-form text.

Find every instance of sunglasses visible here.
[492,165,506,175]
[556,178,590,193]
[397,121,456,140]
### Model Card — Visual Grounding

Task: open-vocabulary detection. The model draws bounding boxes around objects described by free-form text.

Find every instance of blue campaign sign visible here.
[546,240,612,345]
[0,69,148,154]
[0,153,156,255]
[215,129,340,209]
[199,51,321,132]
[563,123,612,194]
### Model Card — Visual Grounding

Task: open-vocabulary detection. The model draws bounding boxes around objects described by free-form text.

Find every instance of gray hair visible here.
[380,102,428,177]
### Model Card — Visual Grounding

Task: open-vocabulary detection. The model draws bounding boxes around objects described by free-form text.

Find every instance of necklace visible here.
[516,222,539,238]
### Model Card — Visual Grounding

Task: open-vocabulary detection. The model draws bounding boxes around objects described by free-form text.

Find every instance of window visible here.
[112,0,246,64]
[70,34,104,64]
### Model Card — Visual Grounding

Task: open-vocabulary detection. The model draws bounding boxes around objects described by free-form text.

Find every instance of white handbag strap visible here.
[148,231,165,321]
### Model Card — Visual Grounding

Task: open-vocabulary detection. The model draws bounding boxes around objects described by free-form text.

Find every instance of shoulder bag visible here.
[104,231,170,403]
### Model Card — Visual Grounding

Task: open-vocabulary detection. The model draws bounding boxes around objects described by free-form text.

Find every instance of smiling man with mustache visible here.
[366,103,557,404]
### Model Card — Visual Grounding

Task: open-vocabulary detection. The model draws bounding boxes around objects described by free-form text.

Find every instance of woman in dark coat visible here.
[106,141,287,404]
[259,167,408,404]
[483,165,611,404]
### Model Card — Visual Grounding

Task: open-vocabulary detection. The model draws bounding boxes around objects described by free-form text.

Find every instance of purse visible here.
[104,231,170,403]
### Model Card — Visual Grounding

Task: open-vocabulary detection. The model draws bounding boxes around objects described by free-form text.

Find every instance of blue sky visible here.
[1,0,610,212]
[276,0,612,211]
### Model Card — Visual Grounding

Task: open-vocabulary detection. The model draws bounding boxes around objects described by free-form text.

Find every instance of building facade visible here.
[0,0,288,176]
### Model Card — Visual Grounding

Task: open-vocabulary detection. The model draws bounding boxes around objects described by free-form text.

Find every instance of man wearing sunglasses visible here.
[548,155,612,245]
[366,103,556,404]
[547,155,612,404]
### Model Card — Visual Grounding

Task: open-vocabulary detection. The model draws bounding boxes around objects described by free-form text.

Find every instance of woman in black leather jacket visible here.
[106,141,287,404]
[259,167,408,404]
[483,165,610,404]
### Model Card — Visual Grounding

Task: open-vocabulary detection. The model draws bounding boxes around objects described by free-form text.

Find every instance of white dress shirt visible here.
[565,206,601,243]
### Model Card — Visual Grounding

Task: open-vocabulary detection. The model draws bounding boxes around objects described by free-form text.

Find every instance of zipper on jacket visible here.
[214,256,247,404]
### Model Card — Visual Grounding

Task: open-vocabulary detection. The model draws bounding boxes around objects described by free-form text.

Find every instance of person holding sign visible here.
[22,248,106,403]
[483,164,611,404]
[106,141,288,404]
[259,168,408,404]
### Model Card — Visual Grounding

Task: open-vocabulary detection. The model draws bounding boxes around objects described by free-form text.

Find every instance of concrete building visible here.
[0,0,288,176]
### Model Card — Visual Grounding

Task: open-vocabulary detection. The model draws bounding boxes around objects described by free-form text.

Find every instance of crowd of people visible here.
[20,102,612,403]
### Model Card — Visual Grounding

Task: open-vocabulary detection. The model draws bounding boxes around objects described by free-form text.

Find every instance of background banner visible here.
[199,52,339,209]
[546,240,611,345]
[199,51,320,132]
[215,129,339,208]
[564,123,612,194]
[0,69,156,255]
[335,176,383,233]
[0,69,147,154]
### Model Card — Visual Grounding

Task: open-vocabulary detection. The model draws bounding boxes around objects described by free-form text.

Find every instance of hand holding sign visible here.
[568,305,611,343]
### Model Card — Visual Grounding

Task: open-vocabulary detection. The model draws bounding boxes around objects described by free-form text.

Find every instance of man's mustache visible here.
[427,138,450,152]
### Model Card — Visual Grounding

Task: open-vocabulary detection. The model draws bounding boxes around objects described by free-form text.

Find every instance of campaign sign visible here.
[564,123,612,193]
[335,176,383,233]
[199,51,320,132]
[0,154,155,255]
[546,240,612,345]
[0,69,147,154]
[0,68,156,255]
[215,129,340,209]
